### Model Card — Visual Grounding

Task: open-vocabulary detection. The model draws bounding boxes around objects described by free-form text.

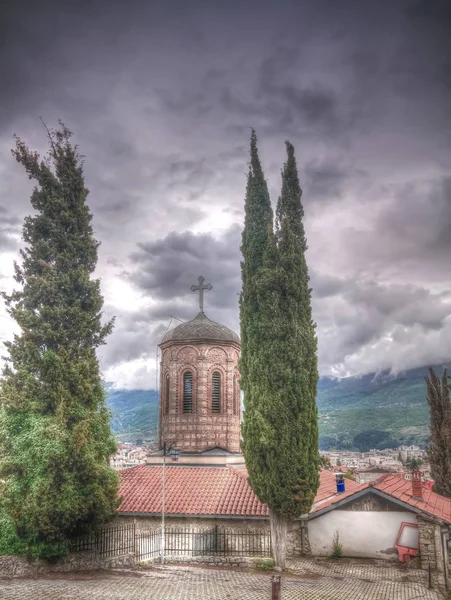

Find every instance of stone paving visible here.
[0,559,443,599]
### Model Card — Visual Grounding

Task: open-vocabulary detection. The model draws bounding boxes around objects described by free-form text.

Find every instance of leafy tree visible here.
[343,470,355,481]
[240,137,319,568]
[319,454,331,469]
[425,367,451,498]
[352,430,393,452]
[405,456,423,471]
[0,123,119,560]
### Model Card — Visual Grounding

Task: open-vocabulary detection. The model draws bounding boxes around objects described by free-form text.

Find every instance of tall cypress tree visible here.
[0,123,119,560]
[239,129,273,402]
[241,137,319,568]
[275,142,319,510]
[425,367,451,498]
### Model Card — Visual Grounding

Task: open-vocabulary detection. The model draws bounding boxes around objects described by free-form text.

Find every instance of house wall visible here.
[356,471,390,484]
[309,511,417,560]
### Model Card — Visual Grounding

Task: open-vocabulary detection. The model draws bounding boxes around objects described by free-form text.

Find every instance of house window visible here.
[212,371,221,413]
[165,374,170,414]
[183,371,193,413]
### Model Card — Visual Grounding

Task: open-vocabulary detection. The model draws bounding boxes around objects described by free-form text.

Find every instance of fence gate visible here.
[136,527,161,562]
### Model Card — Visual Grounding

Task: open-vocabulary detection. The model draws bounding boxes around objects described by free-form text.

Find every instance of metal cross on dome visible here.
[190,276,213,312]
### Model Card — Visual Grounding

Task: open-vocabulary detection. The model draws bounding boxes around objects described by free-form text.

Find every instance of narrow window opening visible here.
[165,374,170,415]
[183,371,193,413]
[212,371,221,413]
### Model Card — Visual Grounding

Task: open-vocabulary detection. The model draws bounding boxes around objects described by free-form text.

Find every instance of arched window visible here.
[212,371,221,413]
[183,371,193,413]
[165,374,170,415]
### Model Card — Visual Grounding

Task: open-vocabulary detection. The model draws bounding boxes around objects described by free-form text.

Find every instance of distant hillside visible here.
[106,387,159,444]
[105,363,450,450]
[317,363,450,451]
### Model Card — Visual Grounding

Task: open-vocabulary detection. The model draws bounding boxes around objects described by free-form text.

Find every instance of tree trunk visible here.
[270,510,288,569]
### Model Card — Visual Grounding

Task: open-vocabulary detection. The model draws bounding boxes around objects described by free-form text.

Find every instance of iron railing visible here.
[135,526,271,561]
[71,523,271,562]
[69,524,135,558]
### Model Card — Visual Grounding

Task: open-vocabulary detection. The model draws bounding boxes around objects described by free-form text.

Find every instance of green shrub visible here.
[255,558,275,570]
[329,531,343,559]
[0,513,28,556]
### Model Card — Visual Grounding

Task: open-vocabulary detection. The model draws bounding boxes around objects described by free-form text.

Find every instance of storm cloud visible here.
[0,0,450,388]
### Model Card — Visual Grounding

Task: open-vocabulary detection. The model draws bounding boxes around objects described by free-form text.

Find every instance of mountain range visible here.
[105,363,450,451]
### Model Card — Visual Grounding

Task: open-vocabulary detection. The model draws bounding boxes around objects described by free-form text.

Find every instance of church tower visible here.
[149,277,242,466]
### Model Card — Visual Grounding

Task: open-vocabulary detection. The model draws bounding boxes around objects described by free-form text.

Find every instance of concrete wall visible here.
[309,511,417,560]
[356,471,391,484]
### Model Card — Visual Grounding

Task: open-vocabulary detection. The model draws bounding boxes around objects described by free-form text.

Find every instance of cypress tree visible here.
[239,129,273,402]
[240,136,319,568]
[0,123,119,560]
[425,367,451,498]
[275,142,319,514]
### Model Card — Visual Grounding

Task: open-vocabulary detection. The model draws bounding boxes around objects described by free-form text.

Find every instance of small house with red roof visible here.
[307,470,451,590]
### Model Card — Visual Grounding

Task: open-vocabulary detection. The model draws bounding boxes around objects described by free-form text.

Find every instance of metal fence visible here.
[135,526,272,561]
[136,527,161,561]
[71,523,271,562]
[69,524,135,558]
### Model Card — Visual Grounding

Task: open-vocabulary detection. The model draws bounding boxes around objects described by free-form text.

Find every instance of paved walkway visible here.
[0,559,443,599]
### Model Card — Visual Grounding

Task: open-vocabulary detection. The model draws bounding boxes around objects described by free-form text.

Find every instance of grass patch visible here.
[255,558,274,570]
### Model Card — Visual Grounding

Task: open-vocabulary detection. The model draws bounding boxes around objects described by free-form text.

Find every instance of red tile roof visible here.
[118,467,451,524]
[311,470,367,511]
[118,465,269,517]
[373,474,451,523]
[310,471,451,524]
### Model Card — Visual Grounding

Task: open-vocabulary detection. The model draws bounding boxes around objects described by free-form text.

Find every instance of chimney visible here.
[335,473,345,493]
[411,470,424,501]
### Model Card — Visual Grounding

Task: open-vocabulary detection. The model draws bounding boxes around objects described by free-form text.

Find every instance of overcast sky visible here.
[1,0,450,389]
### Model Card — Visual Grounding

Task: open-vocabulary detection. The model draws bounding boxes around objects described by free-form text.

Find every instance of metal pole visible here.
[271,574,281,600]
[161,444,166,565]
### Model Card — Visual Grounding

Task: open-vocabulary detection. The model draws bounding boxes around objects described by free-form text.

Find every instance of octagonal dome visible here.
[160,311,240,345]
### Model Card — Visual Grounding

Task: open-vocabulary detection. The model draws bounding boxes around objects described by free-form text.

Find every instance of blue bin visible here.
[336,479,345,493]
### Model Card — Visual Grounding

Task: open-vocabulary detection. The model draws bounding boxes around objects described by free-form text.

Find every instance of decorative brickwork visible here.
[159,333,241,453]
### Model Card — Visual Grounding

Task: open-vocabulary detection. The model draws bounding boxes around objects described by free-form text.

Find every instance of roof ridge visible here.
[370,473,394,487]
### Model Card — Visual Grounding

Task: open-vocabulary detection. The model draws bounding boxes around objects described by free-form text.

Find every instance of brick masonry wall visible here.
[140,555,264,568]
[417,516,448,593]
[159,342,242,452]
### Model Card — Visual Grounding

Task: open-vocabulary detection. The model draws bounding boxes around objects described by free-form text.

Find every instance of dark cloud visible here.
[303,163,349,202]
[129,226,241,314]
[0,205,21,252]
[331,176,451,283]
[1,0,450,387]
